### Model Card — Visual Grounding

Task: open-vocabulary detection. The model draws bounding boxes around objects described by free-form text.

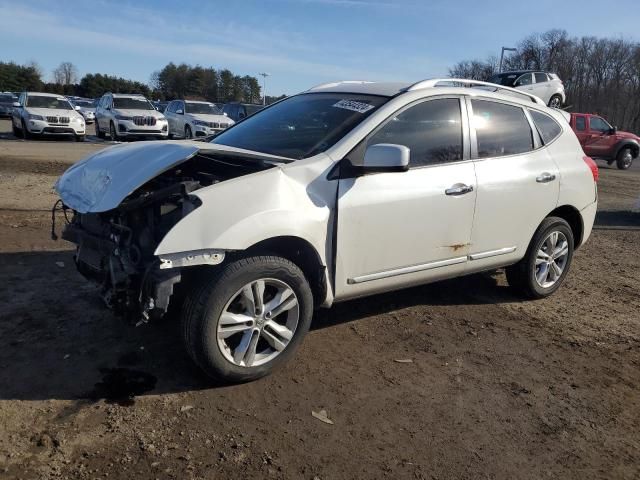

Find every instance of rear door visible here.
[573,114,589,146]
[466,98,559,272]
[335,96,477,300]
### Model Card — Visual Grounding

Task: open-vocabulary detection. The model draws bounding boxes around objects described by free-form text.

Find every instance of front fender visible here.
[154,160,335,268]
[614,139,640,158]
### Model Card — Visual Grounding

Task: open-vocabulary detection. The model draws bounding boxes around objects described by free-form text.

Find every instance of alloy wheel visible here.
[535,231,569,288]
[217,278,299,368]
[621,151,633,168]
[549,96,561,108]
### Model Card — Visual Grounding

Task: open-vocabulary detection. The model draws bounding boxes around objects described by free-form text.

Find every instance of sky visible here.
[1,0,639,96]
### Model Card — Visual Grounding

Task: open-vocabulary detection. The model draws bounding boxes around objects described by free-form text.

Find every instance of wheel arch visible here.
[548,205,583,249]
[242,235,328,309]
[614,139,639,159]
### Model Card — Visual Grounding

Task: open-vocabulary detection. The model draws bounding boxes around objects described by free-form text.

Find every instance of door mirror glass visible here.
[176,109,183,115]
[362,144,409,172]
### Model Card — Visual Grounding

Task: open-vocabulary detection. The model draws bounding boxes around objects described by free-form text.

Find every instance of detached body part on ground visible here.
[54,79,598,383]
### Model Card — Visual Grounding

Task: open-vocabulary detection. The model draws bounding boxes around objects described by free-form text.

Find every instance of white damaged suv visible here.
[55,79,598,382]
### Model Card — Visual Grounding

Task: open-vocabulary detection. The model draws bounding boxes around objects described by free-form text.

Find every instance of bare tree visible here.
[53,62,78,85]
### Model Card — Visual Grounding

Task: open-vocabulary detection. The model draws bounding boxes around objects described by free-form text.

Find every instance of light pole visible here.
[499,47,517,73]
[259,72,270,105]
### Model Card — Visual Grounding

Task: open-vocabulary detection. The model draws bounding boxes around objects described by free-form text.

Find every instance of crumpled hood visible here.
[55,140,291,213]
[55,141,199,213]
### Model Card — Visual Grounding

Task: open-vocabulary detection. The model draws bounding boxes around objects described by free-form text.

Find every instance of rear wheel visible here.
[506,217,574,299]
[548,95,562,108]
[616,147,634,170]
[181,255,313,383]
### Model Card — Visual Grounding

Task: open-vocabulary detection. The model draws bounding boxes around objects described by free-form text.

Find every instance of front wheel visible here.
[184,125,193,139]
[616,147,634,170]
[21,120,32,140]
[506,217,574,299]
[75,135,85,142]
[181,256,314,383]
[109,121,120,141]
[12,120,21,137]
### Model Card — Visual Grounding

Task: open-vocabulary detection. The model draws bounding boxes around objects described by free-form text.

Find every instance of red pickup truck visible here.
[569,113,638,170]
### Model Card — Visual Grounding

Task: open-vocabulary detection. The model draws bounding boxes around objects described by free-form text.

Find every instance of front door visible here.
[583,116,616,158]
[334,96,477,301]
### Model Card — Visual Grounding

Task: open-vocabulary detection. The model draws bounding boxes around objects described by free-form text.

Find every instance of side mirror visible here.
[176,109,183,115]
[610,126,617,134]
[362,144,410,172]
[12,102,21,108]
[74,105,81,111]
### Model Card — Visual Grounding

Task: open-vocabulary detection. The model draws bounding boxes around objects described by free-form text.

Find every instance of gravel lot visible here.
[0,117,639,480]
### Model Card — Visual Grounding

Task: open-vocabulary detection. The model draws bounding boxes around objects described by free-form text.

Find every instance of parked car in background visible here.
[95,93,168,141]
[55,78,597,383]
[164,100,234,139]
[69,98,96,124]
[0,92,17,117]
[222,102,264,122]
[569,112,638,170]
[489,71,565,108]
[11,92,86,141]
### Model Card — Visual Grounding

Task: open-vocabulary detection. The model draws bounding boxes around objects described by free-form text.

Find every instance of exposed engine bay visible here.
[55,153,274,323]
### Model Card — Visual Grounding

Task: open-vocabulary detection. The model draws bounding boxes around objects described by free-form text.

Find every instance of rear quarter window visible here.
[529,110,562,144]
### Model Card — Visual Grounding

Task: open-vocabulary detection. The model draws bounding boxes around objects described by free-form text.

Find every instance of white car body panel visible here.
[56,80,597,308]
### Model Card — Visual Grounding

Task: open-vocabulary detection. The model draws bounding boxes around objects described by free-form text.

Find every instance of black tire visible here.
[109,121,119,141]
[184,125,192,140]
[616,147,634,170]
[548,95,562,108]
[95,122,105,139]
[181,255,314,383]
[12,120,21,138]
[21,120,32,140]
[75,135,85,142]
[506,217,574,299]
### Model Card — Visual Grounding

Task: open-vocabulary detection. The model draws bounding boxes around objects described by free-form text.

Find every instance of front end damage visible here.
[54,144,276,323]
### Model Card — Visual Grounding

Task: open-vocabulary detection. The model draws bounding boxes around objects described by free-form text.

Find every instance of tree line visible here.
[0,61,274,104]
[449,29,640,133]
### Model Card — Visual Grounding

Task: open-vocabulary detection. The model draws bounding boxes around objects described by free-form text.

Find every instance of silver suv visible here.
[95,93,168,141]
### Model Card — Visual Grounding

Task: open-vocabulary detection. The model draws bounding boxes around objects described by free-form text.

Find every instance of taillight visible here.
[583,155,598,182]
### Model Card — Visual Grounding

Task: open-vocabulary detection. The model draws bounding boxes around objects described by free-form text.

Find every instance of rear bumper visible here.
[579,200,598,248]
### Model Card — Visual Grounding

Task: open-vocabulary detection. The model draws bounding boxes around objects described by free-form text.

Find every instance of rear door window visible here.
[471,100,533,158]
[575,116,586,131]
[529,110,562,144]
[534,72,549,83]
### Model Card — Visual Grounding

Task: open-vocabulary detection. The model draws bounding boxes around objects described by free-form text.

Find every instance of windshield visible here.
[26,96,72,110]
[489,73,519,86]
[186,102,222,115]
[73,100,95,108]
[0,94,16,103]
[245,104,263,116]
[113,97,154,110]
[212,93,388,159]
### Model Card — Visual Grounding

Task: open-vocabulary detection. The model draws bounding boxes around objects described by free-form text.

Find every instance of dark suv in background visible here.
[222,102,264,122]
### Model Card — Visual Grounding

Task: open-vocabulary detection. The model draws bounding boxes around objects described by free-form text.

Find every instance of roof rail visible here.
[307,80,375,92]
[404,78,546,106]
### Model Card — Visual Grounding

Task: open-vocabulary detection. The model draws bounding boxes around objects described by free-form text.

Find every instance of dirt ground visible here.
[0,117,639,480]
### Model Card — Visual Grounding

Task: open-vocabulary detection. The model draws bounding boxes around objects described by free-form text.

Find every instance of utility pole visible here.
[499,47,517,73]
[259,72,271,105]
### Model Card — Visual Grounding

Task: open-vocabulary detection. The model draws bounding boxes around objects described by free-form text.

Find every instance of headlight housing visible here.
[193,120,209,127]
[115,115,133,121]
[28,113,44,121]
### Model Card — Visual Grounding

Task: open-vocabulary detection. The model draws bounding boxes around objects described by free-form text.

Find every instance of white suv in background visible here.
[55,79,598,383]
[95,93,168,141]
[489,71,566,108]
[164,100,234,139]
[11,92,86,141]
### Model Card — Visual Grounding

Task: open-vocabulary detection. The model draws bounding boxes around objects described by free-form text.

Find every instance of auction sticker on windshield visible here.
[332,99,375,113]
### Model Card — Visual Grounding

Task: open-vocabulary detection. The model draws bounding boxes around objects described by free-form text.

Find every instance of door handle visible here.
[536,172,556,183]
[445,184,474,196]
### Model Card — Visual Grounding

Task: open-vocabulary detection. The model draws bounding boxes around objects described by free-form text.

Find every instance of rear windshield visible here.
[0,94,16,103]
[113,97,154,110]
[26,96,72,110]
[212,93,388,159]
[73,100,95,108]
[186,102,222,115]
